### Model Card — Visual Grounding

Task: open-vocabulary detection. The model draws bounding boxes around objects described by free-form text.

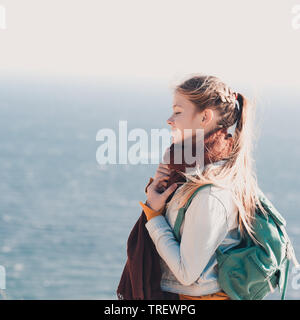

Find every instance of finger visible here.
[161,181,167,187]
[155,171,170,179]
[157,186,166,194]
[159,163,170,169]
[153,176,169,188]
[157,176,170,183]
[157,181,167,190]
[157,165,171,173]
[161,183,178,199]
[155,176,169,183]
[158,168,171,176]
[154,169,170,181]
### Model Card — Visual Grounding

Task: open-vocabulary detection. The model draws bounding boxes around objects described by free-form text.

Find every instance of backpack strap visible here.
[173,184,213,242]
[281,259,290,300]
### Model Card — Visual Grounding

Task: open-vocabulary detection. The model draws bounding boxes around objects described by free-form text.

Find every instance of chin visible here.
[172,137,183,144]
[171,129,182,144]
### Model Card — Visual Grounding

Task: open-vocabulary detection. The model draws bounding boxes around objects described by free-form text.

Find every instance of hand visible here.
[153,162,172,193]
[146,177,178,212]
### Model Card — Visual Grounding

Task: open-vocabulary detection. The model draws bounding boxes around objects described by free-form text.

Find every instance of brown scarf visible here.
[116,128,234,300]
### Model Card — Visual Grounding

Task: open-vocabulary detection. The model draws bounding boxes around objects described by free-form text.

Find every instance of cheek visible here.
[177,114,195,129]
[190,113,203,129]
[175,113,188,125]
[176,114,202,139]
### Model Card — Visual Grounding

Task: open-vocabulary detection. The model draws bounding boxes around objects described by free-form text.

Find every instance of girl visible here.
[139,74,264,300]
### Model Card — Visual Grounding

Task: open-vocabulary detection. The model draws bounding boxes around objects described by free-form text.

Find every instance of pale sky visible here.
[0,0,299,90]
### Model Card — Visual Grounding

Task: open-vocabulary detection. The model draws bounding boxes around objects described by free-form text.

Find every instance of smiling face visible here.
[167,91,219,143]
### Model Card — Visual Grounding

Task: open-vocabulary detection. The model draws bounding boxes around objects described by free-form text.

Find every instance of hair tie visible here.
[233,92,240,112]
[233,92,243,124]
[235,99,240,113]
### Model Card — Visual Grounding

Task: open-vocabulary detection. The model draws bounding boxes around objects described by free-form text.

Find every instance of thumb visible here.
[162,183,177,199]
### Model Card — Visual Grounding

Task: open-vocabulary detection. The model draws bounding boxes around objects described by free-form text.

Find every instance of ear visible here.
[201,108,214,125]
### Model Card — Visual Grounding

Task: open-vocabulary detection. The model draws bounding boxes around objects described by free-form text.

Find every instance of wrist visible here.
[146,201,164,213]
[139,201,165,221]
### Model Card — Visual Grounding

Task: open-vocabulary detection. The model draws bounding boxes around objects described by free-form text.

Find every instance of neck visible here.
[167,128,234,173]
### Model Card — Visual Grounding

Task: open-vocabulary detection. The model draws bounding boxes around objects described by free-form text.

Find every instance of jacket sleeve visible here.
[145,189,228,286]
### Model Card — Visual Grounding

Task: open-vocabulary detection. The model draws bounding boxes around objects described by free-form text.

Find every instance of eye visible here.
[174,112,181,115]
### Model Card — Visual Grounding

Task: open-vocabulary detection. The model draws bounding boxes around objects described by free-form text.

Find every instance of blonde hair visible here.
[167,74,267,242]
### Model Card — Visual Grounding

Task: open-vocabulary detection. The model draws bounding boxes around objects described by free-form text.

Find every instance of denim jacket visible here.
[145,162,241,296]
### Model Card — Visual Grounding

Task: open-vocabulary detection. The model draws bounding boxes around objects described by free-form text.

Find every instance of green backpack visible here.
[173,184,299,300]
